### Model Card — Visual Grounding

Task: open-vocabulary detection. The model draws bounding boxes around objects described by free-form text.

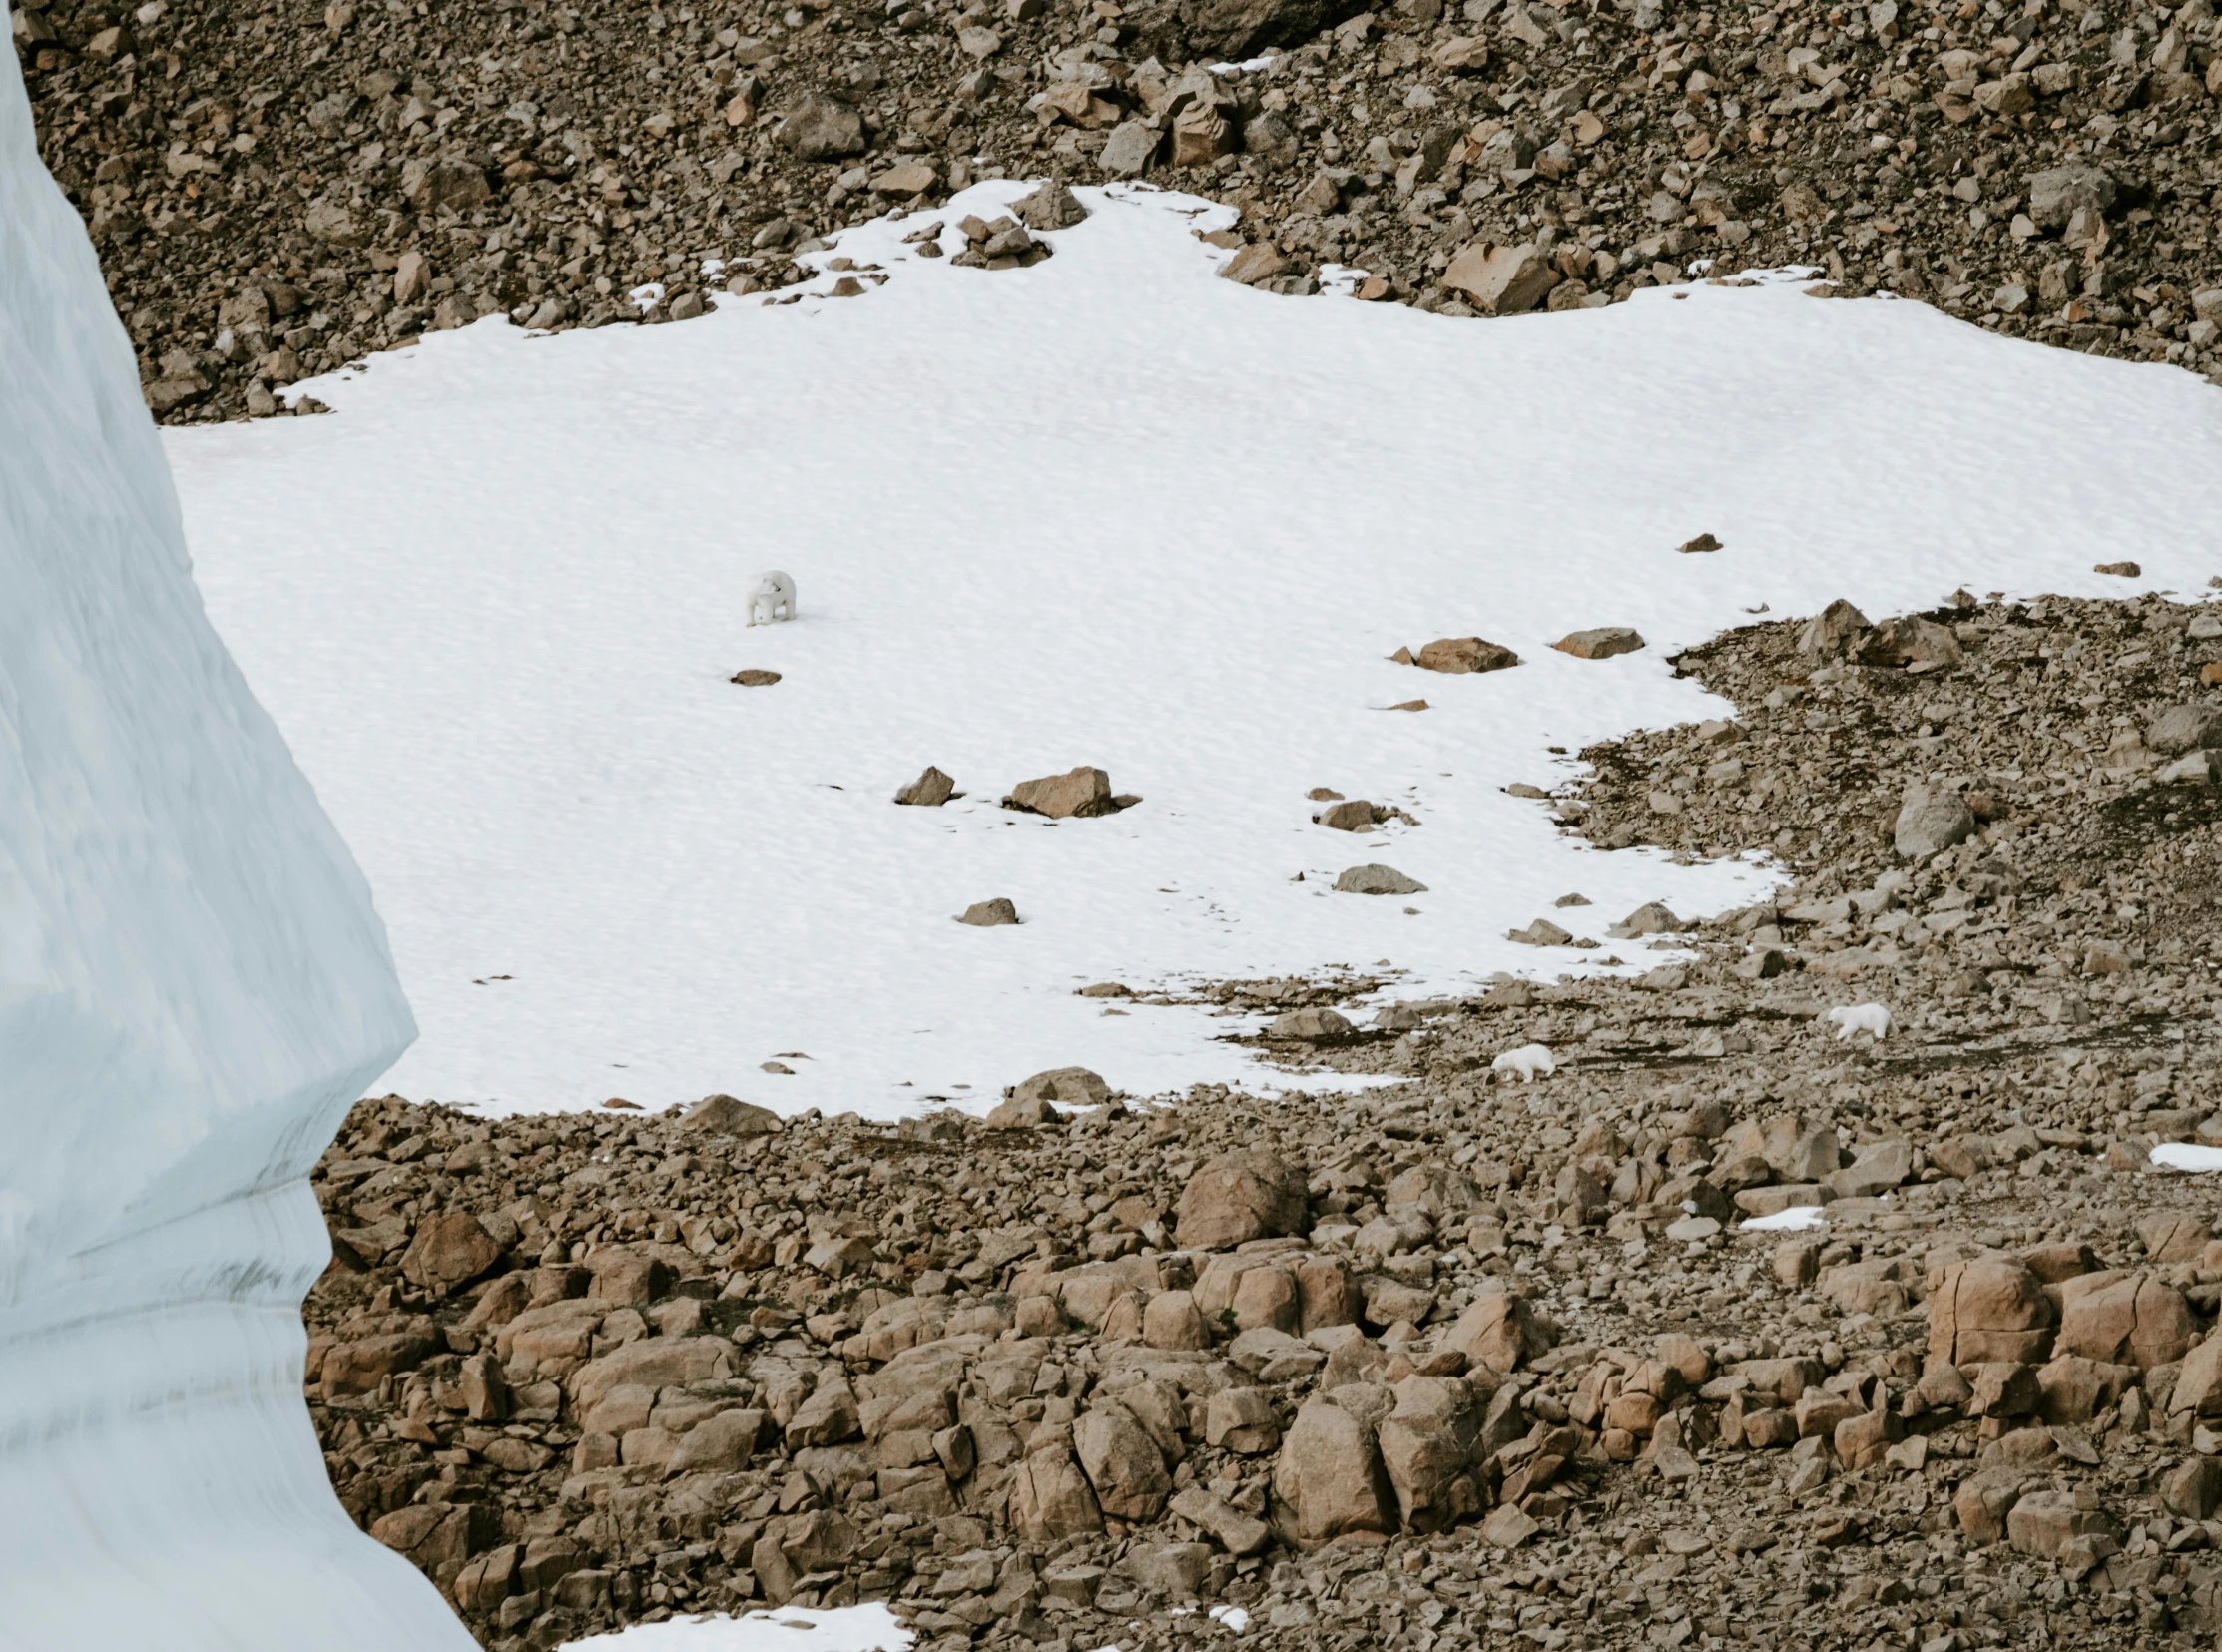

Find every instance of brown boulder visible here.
[687,1093,783,1135]
[1010,1066,1111,1108]
[399,1212,504,1297]
[1010,1446,1105,1540]
[893,765,956,806]
[2034,1355,2137,1424]
[1413,636,1520,674]
[1174,1150,1307,1249]
[1953,1468,2024,1544]
[2054,1271,2194,1368]
[1551,627,1646,660]
[1004,767,1123,819]
[1075,1408,1172,1521]
[1798,598,1872,658]
[1442,241,1559,314]
[1271,1394,1396,1541]
[1441,1286,1552,1374]
[1928,1257,2055,1366]
[2007,1490,2122,1562]
[776,95,867,160]
[1377,1376,1484,1531]
[2170,1333,2222,1417]
[2139,1212,2210,1264]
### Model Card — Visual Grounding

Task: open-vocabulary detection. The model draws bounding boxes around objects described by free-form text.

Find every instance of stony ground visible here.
[307,589,2222,1652]
[13,0,2222,421]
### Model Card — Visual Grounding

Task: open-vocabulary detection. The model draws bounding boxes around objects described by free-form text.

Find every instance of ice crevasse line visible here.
[0,36,472,1652]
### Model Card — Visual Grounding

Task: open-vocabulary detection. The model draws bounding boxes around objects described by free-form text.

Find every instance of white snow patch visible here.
[1210,1605,1252,1632]
[2152,1144,2222,1173]
[1742,1205,1829,1232]
[169,179,2222,1116]
[563,1604,913,1652]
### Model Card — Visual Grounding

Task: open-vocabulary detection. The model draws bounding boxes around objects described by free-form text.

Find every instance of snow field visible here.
[168,179,2222,1117]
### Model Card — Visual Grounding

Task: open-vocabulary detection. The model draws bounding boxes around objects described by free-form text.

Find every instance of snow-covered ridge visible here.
[0,42,467,1650]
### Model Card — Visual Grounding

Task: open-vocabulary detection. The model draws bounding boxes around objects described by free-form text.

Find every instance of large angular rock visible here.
[1010,1446,1105,1539]
[1075,1407,1172,1521]
[2054,1271,2194,1368]
[2007,1490,2122,1561]
[1011,179,1087,230]
[776,95,867,160]
[1010,1066,1111,1109]
[1270,1395,1396,1541]
[399,1211,504,1297]
[1376,1376,1484,1531]
[2171,1333,2222,1417]
[1857,615,1962,669]
[1169,1486,1271,1555]
[1797,598,1871,658]
[1413,636,1518,674]
[893,765,956,806]
[1928,1258,2054,1366]
[1004,766,1121,819]
[1954,1468,2025,1544]
[687,1093,783,1135]
[1441,1286,1551,1374]
[1175,1150,1308,1249]
[1721,1114,1841,1183]
[1442,241,1558,314]
[2147,705,2222,756]
[1335,863,1427,895]
[1895,783,1976,861]
[1179,0,1374,59]
[2035,1355,2137,1424]
[1552,627,1646,660]
[2026,163,2116,229]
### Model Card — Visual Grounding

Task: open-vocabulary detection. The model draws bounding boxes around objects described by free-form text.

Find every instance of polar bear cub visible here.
[747,570,797,626]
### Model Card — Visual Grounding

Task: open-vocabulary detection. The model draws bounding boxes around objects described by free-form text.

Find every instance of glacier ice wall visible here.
[0,44,476,1652]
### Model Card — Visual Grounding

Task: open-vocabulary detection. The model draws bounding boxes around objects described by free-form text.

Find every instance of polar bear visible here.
[1491,1043,1556,1082]
[747,570,797,626]
[1827,1003,1894,1041]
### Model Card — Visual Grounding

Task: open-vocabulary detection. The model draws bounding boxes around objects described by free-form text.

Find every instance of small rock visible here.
[1269,1007,1353,1040]
[1011,178,1088,230]
[1004,766,1125,819]
[958,897,1021,925]
[1336,864,1427,895]
[731,669,783,686]
[686,1093,784,1135]
[1010,1066,1111,1108]
[1413,636,1519,674]
[1677,533,1721,554]
[894,765,956,806]
[2094,561,2141,578]
[1552,627,1646,660]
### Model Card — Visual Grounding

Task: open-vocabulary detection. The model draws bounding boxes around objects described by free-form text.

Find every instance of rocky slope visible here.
[306,590,2222,1652]
[12,0,2222,422]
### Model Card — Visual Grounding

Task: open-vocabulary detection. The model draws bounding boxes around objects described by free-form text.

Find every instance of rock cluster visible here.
[20,0,2220,424]
[302,592,2222,1651]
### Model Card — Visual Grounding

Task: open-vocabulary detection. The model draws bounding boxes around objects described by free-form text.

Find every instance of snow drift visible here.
[0,44,468,1651]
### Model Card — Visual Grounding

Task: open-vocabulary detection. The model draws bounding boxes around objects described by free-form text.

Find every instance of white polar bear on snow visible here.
[747,570,797,626]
